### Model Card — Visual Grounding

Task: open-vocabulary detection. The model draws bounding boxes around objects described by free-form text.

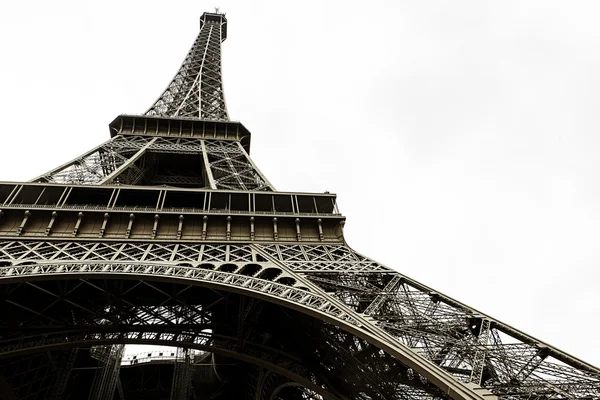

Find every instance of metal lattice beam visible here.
[203,140,273,190]
[256,243,600,398]
[1,8,599,400]
[170,347,192,400]
[32,136,151,185]
[145,13,229,121]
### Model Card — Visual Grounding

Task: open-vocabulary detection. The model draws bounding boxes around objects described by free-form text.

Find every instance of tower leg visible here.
[171,347,192,400]
[88,345,125,400]
[49,348,78,400]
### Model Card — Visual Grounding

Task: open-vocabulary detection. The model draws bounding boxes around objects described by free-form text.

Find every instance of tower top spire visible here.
[145,10,229,120]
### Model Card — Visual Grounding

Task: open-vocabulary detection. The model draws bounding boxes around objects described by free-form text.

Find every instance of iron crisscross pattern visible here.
[204,140,272,190]
[31,135,272,188]
[255,243,600,399]
[0,241,257,264]
[2,240,600,399]
[1,240,599,398]
[34,136,152,185]
[145,19,228,121]
[258,244,388,272]
[149,137,205,154]
[3,8,600,400]
[0,261,360,328]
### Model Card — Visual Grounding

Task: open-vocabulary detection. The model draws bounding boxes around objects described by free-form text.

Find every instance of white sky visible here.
[0,1,598,367]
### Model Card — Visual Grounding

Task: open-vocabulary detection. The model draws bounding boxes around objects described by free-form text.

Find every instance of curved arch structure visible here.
[0,9,599,400]
[0,261,474,399]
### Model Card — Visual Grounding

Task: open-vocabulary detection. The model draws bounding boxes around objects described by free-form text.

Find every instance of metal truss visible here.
[170,347,192,400]
[33,135,152,185]
[258,243,390,273]
[1,239,599,397]
[0,352,57,399]
[2,7,599,400]
[28,12,273,192]
[0,261,359,328]
[89,344,125,400]
[48,348,77,400]
[1,317,329,398]
[145,14,229,121]
[0,241,256,264]
[0,274,449,400]
[150,137,207,153]
[31,135,272,190]
[203,140,273,190]
[256,243,600,399]
[1,239,598,398]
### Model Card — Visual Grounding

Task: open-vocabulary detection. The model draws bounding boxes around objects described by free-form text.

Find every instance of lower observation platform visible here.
[0,182,344,243]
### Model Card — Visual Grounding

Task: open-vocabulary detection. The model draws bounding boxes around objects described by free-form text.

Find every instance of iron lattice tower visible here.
[0,11,598,400]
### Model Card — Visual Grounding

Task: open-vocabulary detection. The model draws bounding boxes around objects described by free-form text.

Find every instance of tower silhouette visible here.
[0,10,598,400]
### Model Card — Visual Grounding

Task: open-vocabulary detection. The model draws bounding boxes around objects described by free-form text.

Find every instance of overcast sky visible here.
[0,1,598,366]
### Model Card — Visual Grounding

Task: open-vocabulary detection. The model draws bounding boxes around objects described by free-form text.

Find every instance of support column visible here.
[88,345,125,400]
[49,348,78,400]
[469,319,491,384]
[171,347,192,400]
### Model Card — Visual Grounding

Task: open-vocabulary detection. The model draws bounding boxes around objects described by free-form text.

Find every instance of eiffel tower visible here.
[0,10,598,400]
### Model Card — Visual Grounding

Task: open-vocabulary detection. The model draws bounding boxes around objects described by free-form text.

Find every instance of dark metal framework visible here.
[0,10,598,400]
[145,13,229,121]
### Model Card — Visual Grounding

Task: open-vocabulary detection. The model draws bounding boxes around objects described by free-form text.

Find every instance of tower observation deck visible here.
[0,10,598,400]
